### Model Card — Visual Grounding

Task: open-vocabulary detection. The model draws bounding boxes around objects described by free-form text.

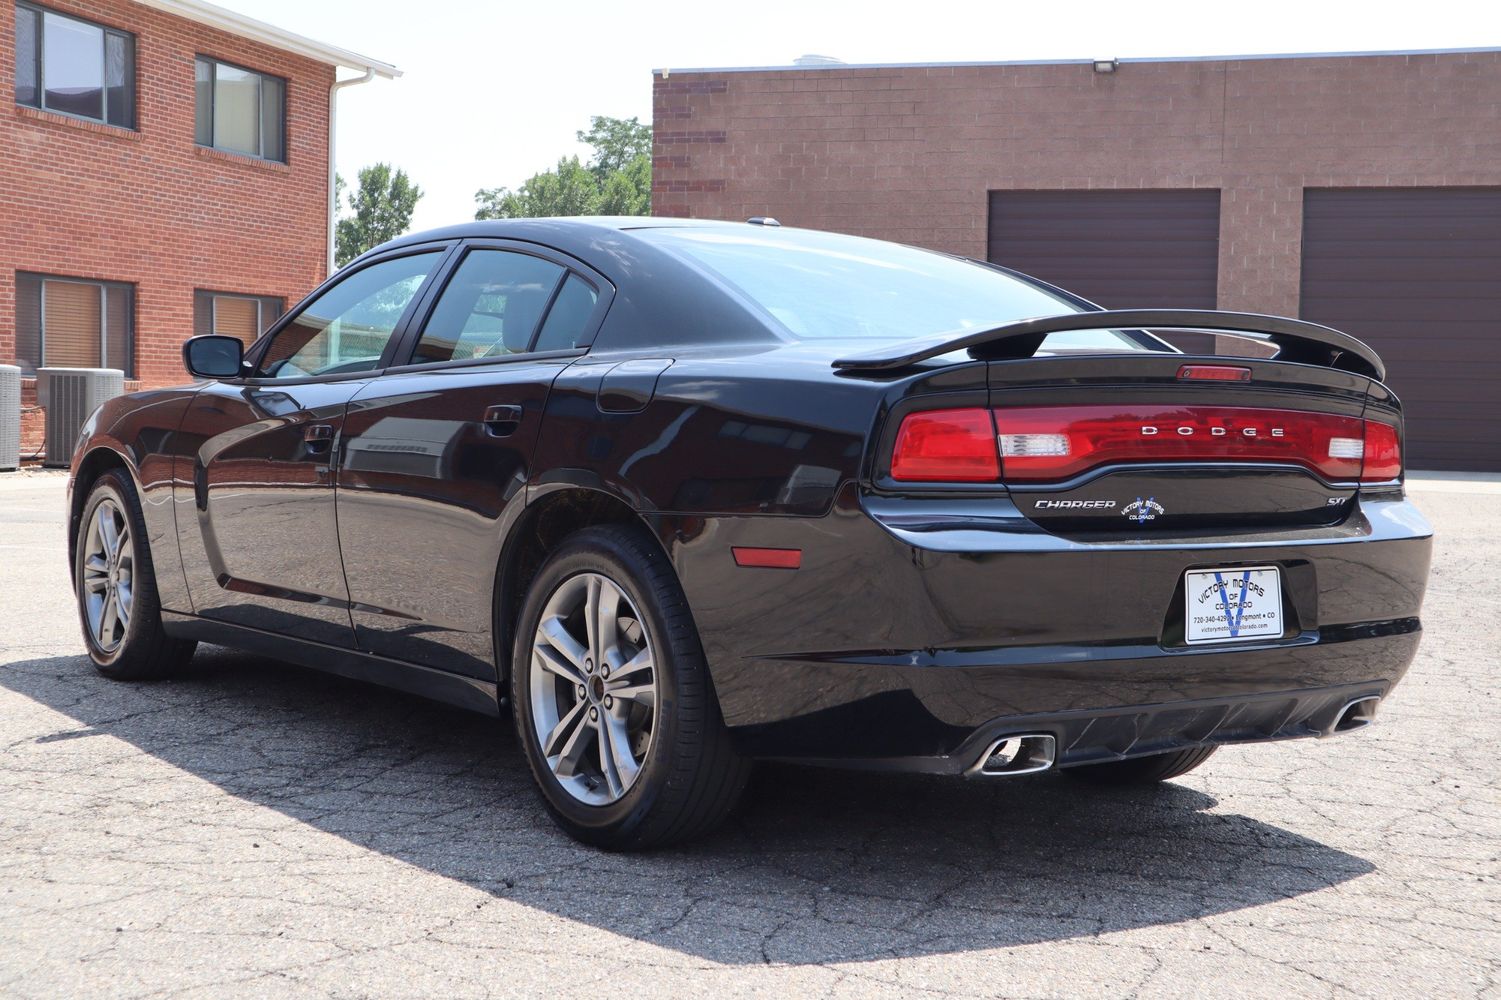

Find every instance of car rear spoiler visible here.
[831,309,1386,382]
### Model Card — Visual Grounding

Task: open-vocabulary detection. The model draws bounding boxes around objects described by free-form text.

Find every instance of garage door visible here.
[1301,188,1501,472]
[988,189,1221,352]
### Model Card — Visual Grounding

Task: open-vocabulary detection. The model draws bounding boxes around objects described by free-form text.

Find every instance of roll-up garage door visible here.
[1301,188,1501,472]
[988,189,1222,352]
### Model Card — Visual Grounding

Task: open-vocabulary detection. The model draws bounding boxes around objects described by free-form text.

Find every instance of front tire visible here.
[74,470,196,680]
[1065,746,1218,785]
[511,524,749,849]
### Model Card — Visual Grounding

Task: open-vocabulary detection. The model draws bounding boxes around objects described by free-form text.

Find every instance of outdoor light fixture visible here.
[1093,58,1118,73]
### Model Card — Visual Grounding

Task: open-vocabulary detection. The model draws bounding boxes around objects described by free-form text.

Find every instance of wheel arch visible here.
[493,483,675,689]
[68,445,140,568]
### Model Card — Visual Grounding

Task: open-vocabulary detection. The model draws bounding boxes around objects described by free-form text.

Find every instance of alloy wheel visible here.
[81,498,133,653]
[528,572,658,806]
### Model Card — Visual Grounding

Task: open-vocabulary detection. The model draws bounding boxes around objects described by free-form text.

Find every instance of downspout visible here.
[327,67,376,277]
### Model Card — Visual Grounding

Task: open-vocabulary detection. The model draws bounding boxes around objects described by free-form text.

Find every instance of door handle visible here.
[304,423,335,453]
[483,404,523,437]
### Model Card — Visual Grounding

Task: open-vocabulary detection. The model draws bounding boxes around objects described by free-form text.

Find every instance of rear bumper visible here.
[673,490,1431,767]
[778,677,1403,776]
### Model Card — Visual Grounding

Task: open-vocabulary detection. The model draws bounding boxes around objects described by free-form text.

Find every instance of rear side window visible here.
[413,250,565,365]
[532,274,599,352]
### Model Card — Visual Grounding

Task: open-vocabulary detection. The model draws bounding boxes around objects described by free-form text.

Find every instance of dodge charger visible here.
[66,218,1432,849]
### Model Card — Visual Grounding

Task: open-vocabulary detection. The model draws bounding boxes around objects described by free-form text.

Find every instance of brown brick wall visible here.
[2,0,335,457]
[651,51,1501,316]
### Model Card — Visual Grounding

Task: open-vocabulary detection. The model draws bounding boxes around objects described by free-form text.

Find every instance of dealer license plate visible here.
[1184,566,1283,645]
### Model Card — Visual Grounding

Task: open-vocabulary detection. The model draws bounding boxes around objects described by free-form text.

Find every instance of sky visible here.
[229,0,1500,233]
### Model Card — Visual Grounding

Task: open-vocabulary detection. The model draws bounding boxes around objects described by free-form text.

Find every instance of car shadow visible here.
[2,649,1375,965]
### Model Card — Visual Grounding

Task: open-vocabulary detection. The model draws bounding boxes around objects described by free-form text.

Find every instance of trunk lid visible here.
[852,308,1402,535]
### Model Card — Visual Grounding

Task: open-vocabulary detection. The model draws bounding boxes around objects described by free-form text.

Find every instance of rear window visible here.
[638,227,1149,353]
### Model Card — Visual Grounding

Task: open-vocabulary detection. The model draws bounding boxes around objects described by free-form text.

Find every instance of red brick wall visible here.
[1,0,335,457]
[652,51,1501,317]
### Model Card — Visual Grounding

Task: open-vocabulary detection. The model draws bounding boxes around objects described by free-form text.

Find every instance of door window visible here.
[256,253,438,379]
[532,274,600,352]
[411,250,566,365]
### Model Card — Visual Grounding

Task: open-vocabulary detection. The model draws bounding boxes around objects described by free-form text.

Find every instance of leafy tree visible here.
[475,116,652,221]
[336,163,423,266]
[475,156,602,220]
[598,153,652,216]
[577,115,651,180]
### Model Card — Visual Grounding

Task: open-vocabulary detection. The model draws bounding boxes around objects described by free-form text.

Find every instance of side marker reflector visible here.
[731,547,802,569]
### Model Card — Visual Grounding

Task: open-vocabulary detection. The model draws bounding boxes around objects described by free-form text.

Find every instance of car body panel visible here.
[338,359,573,677]
[67,388,199,613]
[670,489,1429,760]
[174,378,367,647]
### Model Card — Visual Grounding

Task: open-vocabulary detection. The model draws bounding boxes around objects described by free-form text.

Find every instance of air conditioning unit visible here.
[36,368,125,468]
[0,364,20,471]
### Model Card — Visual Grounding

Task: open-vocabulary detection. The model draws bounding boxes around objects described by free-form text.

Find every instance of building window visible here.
[14,3,135,128]
[194,57,285,161]
[14,273,134,377]
[194,290,284,345]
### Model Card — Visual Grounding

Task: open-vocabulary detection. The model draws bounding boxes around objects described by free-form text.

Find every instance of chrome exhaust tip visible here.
[1329,696,1380,735]
[965,733,1056,777]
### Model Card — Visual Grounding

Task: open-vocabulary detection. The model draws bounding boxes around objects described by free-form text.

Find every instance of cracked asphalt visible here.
[1,471,1497,999]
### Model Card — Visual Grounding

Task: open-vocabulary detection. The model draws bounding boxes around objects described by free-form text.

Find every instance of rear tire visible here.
[511,524,749,850]
[74,470,197,680]
[1065,746,1217,785]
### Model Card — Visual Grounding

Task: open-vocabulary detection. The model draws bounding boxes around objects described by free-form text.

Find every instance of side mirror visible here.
[183,335,244,379]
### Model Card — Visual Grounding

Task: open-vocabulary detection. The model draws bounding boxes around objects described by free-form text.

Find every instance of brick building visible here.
[651,50,1501,471]
[2,0,396,456]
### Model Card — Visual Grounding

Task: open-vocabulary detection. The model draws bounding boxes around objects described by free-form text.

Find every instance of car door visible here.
[335,241,612,677]
[175,246,452,647]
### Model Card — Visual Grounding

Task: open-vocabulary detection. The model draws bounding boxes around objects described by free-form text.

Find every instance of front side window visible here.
[411,250,567,365]
[256,253,437,379]
[14,3,135,128]
[14,272,134,376]
[194,56,285,161]
[194,290,284,347]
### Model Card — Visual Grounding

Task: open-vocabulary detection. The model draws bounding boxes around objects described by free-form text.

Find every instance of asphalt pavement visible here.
[1,469,1496,999]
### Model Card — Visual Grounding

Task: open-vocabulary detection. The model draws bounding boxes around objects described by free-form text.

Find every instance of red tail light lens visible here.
[990,405,1402,484]
[1361,421,1403,482]
[889,405,1402,485]
[890,407,1000,482]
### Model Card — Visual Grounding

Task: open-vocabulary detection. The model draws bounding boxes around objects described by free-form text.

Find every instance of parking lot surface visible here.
[1,471,1497,999]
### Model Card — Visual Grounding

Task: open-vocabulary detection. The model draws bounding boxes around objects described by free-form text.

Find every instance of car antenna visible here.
[746,216,781,227]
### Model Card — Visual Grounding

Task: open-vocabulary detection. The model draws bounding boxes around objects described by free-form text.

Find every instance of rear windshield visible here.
[638,226,1149,352]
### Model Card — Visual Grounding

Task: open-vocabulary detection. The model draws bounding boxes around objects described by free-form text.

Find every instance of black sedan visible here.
[67,218,1432,849]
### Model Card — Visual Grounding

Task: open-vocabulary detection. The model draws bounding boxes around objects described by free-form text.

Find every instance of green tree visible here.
[474,116,652,221]
[336,163,423,267]
[577,115,651,180]
[475,156,601,220]
[598,153,651,216]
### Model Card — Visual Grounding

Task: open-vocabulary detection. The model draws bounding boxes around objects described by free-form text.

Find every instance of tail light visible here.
[1360,421,1403,482]
[889,408,999,482]
[889,405,1402,484]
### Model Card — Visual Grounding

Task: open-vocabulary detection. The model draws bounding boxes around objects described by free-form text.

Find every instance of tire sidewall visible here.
[75,473,143,672]
[510,528,688,844]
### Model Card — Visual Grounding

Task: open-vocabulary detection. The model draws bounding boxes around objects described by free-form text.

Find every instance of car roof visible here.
[382,215,746,250]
